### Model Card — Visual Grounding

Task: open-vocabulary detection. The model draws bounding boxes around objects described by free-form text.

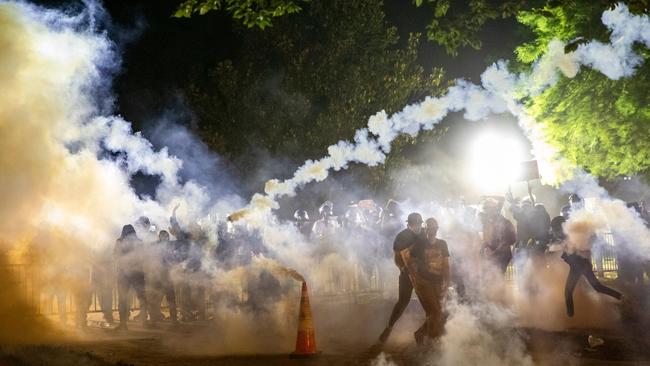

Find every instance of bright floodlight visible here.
[466,132,525,193]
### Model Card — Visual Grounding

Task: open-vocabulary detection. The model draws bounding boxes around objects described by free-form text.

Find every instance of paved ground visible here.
[2,319,650,366]
[3,283,650,366]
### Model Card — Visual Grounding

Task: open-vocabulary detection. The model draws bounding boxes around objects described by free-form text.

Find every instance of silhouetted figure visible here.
[147,230,177,323]
[480,198,516,274]
[114,224,147,330]
[403,217,449,345]
[562,220,621,317]
[378,212,424,344]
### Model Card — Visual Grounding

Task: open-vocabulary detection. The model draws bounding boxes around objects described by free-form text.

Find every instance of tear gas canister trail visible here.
[231,4,650,237]
[1,0,649,357]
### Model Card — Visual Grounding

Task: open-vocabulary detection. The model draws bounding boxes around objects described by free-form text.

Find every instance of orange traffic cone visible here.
[290,281,319,358]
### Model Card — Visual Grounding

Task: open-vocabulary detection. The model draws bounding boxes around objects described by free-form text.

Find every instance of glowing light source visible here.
[465,132,526,193]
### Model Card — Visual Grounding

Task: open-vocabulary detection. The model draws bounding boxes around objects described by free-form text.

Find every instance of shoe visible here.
[116,323,128,331]
[378,326,392,343]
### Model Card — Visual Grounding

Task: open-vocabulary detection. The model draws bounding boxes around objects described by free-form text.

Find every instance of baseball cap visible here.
[406,212,423,224]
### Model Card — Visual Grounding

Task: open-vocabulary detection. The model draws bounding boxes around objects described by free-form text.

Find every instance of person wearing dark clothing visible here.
[147,230,177,323]
[510,199,551,249]
[180,238,208,321]
[403,218,450,344]
[561,221,622,317]
[378,212,424,344]
[508,196,550,292]
[169,206,207,321]
[561,194,605,277]
[550,216,567,243]
[562,252,622,317]
[480,199,516,274]
[114,224,147,330]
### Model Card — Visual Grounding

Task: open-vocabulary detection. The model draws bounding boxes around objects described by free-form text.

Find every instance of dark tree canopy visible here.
[414,0,527,56]
[172,0,650,187]
[174,0,310,29]
[183,0,447,193]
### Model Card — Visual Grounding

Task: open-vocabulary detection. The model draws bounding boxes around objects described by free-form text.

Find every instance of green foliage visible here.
[414,0,527,56]
[184,0,447,192]
[529,66,650,177]
[174,0,309,29]
[515,2,605,63]
[519,1,650,178]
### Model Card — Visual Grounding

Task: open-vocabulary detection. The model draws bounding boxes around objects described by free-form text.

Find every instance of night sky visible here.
[36,0,524,125]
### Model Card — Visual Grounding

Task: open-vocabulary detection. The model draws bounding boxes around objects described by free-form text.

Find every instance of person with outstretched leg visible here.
[561,216,622,317]
[378,213,424,344]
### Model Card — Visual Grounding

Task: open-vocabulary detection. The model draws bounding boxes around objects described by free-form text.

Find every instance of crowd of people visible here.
[30,191,650,340]
[96,207,214,330]
[372,193,650,345]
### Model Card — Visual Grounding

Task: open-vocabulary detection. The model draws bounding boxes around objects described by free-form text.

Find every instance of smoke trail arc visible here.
[231,3,650,227]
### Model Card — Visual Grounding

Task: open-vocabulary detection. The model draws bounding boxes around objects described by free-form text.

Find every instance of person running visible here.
[561,218,622,317]
[401,217,450,344]
[378,212,424,343]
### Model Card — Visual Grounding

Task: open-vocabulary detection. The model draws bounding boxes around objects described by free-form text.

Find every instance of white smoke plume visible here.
[1,1,649,363]
[431,296,534,366]
[0,0,243,248]
[234,3,650,233]
[0,0,245,342]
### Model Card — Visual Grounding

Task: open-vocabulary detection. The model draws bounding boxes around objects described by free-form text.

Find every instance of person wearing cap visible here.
[401,217,450,344]
[378,212,424,344]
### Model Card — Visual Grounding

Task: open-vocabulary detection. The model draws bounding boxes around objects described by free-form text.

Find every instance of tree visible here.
[172,0,530,56]
[516,1,650,178]
[183,0,447,194]
[173,0,309,29]
[414,0,528,56]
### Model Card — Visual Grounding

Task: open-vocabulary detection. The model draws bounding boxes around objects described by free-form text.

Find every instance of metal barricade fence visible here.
[504,232,619,281]
[3,237,623,317]
[594,231,618,274]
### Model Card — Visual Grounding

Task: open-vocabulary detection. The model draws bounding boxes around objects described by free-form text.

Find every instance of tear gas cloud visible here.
[1,0,650,364]
[0,0,241,342]
[0,0,394,346]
